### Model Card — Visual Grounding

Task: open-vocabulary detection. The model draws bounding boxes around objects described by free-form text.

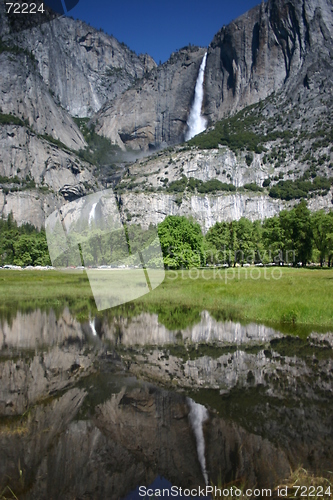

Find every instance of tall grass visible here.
[0,268,332,330]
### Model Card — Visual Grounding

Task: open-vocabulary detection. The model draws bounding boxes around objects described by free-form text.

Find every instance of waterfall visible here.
[89,318,97,336]
[185,53,207,141]
[88,202,97,226]
[187,398,209,485]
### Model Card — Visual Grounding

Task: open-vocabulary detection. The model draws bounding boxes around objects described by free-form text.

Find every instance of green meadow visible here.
[0,267,332,333]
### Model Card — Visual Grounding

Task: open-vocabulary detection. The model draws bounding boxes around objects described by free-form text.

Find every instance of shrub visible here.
[269,175,333,200]
[245,153,253,166]
[167,175,188,193]
[243,183,263,192]
[188,177,235,193]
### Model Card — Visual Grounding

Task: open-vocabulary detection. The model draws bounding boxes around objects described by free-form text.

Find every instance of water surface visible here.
[0,307,332,499]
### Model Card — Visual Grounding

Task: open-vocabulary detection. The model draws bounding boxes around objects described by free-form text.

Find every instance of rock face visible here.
[94,0,333,150]
[0,52,86,150]
[1,3,156,117]
[115,146,333,231]
[0,122,99,227]
[204,0,333,122]
[0,2,156,226]
[119,190,286,231]
[0,0,333,228]
[94,46,207,150]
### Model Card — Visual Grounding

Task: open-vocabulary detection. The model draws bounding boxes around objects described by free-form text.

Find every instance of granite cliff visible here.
[0,1,155,226]
[94,46,207,150]
[0,1,156,117]
[204,0,333,122]
[95,0,333,150]
[0,0,332,228]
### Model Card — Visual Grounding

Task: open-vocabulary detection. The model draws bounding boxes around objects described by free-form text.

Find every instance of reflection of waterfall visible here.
[89,318,97,336]
[88,203,97,226]
[187,398,209,485]
[185,53,207,141]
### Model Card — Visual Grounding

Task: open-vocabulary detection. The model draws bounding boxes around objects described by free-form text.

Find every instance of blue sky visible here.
[67,0,262,63]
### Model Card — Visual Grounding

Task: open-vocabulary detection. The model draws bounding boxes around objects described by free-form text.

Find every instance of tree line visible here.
[0,213,51,267]
[1,202,332,268]
[157,201,333,268]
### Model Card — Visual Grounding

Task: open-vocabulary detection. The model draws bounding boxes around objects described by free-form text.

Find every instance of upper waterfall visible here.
[185,52,207,141]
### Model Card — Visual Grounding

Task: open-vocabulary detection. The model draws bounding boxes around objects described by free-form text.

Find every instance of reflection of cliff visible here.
[101,310,284,346]
[0,307,332,498]
[119,338,333,476]
[0,343,96,415]
[0,389,86,497]
[0,308,84,350]
[95,387,205,490]
[0,381,290,499]
[0,309,98,415]
[0,359,331,498]
[102,310,333,403]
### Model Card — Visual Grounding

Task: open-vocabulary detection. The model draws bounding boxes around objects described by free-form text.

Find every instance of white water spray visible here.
[187,398,209,485]
[89,318,97,336]
[88,202,97,226]
[185,52,208,141]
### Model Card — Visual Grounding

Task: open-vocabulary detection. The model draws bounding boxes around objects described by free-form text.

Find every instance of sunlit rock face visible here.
[1,0,333,228]
[94,46,207,150]
[94,0,333,150]
[0,52,86,150]
[118,191,286,232]
[204,0,333,122]
[0,3,153,227]
[0,3,156,118]
[114,144,333,232]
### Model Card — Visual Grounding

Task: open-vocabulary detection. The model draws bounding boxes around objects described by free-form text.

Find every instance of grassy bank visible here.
[0,268,332,331]
[141,267,333,332]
